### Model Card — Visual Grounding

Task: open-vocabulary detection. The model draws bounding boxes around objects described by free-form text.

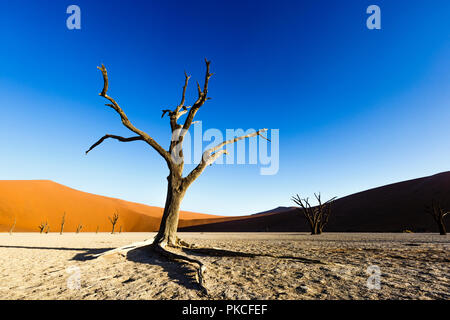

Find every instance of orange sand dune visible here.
[0,180,225,232]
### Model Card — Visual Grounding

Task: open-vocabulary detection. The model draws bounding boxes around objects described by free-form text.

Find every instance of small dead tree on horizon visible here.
[60,212,66,235]
[38,221,48,234]
[76,224,83,234]
[426,199,448,235]
[109,212,119,234]
[9,216,16,235]
[291,193,336,235]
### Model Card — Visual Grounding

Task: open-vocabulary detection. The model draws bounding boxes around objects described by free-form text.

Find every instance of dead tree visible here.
[108,212,119,234]
[60,212,66,235]
[291,193,336,235]
[426,200,448,235]
[86,60,267,250]
[119,226,123,234]
[84,60,311,294]
[38,221,48,234]
[9,217,16,235]
[76,224,83,234]
[96,226,99,234]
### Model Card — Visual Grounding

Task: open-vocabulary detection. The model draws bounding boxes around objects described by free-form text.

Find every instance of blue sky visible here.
[0,0,449,215]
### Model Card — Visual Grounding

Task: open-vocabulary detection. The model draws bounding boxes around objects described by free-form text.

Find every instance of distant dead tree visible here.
[96,226,99,234]
[45,226,50,234]
[38,221,48,234]
[108,212,119,234]
[76,224,83,234]
[9,217,16,235]
[119,226,123,234]
[60,212,66,235]
[291,193,336,235]
[426,200,448,235]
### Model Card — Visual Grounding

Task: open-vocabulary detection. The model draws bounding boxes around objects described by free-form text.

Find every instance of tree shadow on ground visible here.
[126,246,201,292]
[0,245,111,261]
[71,248,113,261]
[125,244,324,295]
[181,247,323,264]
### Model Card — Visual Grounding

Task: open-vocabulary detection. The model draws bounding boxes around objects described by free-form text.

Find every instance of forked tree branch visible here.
[161,72,191,121]
[108,212,119,225]
[160,60,211,131]
[90,65,172,164]
[291,195,315,228]
[181,59,213,136]
[160,60,212,155]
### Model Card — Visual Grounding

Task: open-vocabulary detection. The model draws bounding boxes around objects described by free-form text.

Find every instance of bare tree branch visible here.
[86,134,144,154]
[176,71,191,114]
[206,150,228,166]
[162,72,191,122]
[176,107,190,119]
[205,128,268,155]
[183,128,268,186]
[291,195,315,230]
[98,64,108,96]
[161,109,172,118]
[94,64,172,164]
[181,59,213,135]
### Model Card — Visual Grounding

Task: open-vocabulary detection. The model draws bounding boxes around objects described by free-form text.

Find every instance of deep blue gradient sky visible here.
[0,0,449,215]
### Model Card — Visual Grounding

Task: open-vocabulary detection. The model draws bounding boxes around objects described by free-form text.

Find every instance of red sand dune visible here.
[180,171,450,233]
[0,180,225,232]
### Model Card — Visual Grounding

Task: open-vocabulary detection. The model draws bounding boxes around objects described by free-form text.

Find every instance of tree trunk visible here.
[154,174,186,246]
[438,218,447,235]
[311,223,320,235]
[318,225,324,235]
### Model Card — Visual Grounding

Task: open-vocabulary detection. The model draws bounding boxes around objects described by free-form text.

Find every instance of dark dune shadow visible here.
[126,246,202,292]
[0,245,111,261]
